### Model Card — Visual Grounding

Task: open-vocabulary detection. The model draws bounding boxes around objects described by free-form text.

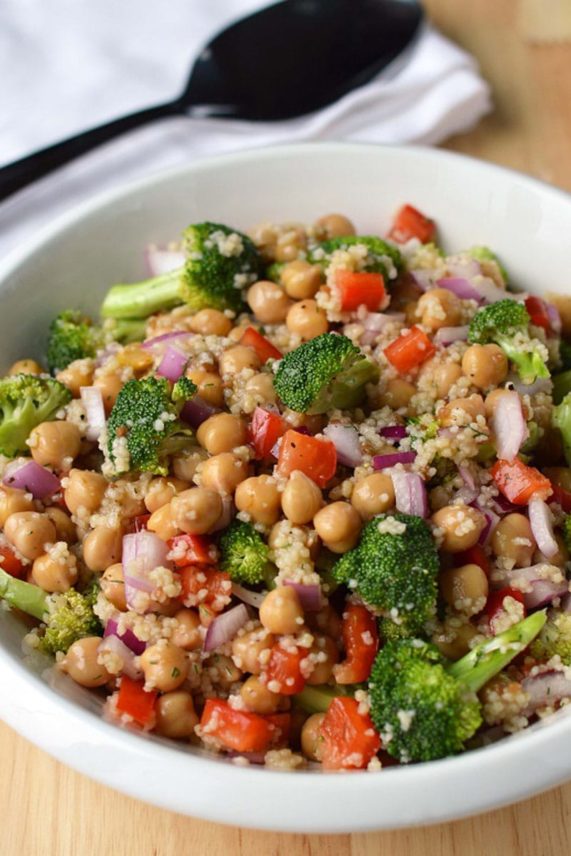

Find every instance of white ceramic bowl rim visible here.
[1,143,571,833]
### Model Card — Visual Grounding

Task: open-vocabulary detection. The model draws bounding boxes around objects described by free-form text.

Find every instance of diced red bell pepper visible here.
[277,429,337,488]
[485,587,526,635]
[334,270,386,312]
[180,564,232,612]
[200,699,275,753]
[491,458,553,505]
[249,406,286,460]
[320,697,381,770]
[525,296,551,331]
[454,544,490,577]
[548,483,571,513]
[384,326,436,374]
[333,603,379,684]
[116,676,157,728]
[388,204,436,245]
[265,644,306,695]
[0,544,26,578]
[241,326,282,363]
[266,712,292,746]
[168,533,217,568]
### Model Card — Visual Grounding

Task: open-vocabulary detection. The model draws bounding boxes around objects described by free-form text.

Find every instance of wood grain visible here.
[3,1,571,853]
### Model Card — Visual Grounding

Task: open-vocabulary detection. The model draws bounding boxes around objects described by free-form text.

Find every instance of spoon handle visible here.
[0,101,181,203]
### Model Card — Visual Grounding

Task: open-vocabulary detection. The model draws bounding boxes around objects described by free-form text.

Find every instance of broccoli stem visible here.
[101,270,183,320]
[0,568,47,621]
[447,610,547,693]
[295,684,357,713]
[499,337,550,385]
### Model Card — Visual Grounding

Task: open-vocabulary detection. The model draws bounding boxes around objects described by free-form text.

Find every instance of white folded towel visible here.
[0,0,491,258]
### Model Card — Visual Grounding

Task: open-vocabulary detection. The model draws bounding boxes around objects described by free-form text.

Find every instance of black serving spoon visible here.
[0,0,423,202]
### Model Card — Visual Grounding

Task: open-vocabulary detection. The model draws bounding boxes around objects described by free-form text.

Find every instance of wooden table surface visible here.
[2,1,571,854]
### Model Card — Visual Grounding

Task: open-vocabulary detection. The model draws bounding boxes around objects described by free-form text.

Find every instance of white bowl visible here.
[1,143,571,833]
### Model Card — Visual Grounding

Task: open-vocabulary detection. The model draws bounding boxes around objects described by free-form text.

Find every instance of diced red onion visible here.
[409,269,434,292]
[203,603,249,652]
[180,395,218,428]
[210,496,235,533]
[477,508,500,546]
[98,634,142,681]
[157,345,188,382]
[145,247,185,277]
[142,331,194,351]
[231,583,265,609]
[104,616,147,655]
[437,277,483,303]
[528,497,558,558]
[546,302,562,334]
[447,258,481,279]
[80,386,106,442]
[372,451,416,469]
[379,424,407,440]
[390,469,428,518]
[491,390,527,461]
[471,276,507,304]
[453,486,480,506]
[458,465,477,490]
[434,325,469,346]
[493,493,520,515]
[506,373,553,397]
[498,564,569,610]
[323,423,362,468]
[122,531,171,610]
[3,460,60,499]
[359,312,405,346]
[283,580,322,611]
[522,670,571,713]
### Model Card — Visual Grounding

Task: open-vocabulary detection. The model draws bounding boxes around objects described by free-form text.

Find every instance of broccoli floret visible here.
[47,310,106,374]
[0,374,71,457]
[468,299,550,384]
[0,568,101,655]
[101,222,262,319]
[273,333,379,414]
[265,262,285,283]
[106,376,196,476]
[308,236,403,283]
[219,520,270,585]
[333,513,439,635]
[530,612,571,665]
[369,611,546,763]
[467,246,508,283]
[553,393,571,466]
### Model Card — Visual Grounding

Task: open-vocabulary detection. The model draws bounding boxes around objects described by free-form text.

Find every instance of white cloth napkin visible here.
[0,0,491,259]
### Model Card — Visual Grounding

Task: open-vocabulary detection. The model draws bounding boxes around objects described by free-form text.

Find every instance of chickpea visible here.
[64,468,107,515]
[56,359,96,397]
[434,620,478,660]
[4,512,56,560]
[32,547,78,593]
[0,487,34,527]
[196,413,248,455]
[45,507,76,544]
[306,636,339,685]
[491,513,536,567]
[140,641,188,692]
[116,344,153,376]
[170,487,222,534]
[313,502,362,552]
[29,421,81,470]
[155,691,198,739]
[188,308,232,336]
[185,367,225,408]
[82,525,123,571]
[351,473,395,520]
[439,394,486,427]
[535,533,569,568]
[218,345,260,377]
[9,358,43,375]
[280,260,322,300]
[307,604,342,640]
[432,504,486,553]
[247,280,291,324]
[172,447,208,482]
[281,470,323,524]
[227,324,250,343]
[379,378,416,410]
[147,503,180,541]
[171,608,202,651]
[419,359,463,399]
[235,475,280,526]
[101,562,127,611]
[440,564,489,616]
[93,372,123,412]
[260,586,304,635]
[286,299,328,340]
[240,675,281,714]
[301,712,325,761]
[206,653,242,688]
[200,453,249,496]
[416,288,462,330]
[244,372,276,408]
[144,476,188,514]
[60,637,111,687]
[282,409,325,435]
[232,628,275,674]
[274,225,307,263]
[314,213,355,239]
[462,344,508,389]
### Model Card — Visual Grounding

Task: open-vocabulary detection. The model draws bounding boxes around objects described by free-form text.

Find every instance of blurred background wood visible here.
[2,0,571,853]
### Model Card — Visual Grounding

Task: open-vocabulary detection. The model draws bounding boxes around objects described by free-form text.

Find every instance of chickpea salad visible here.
[2,206,571,772]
